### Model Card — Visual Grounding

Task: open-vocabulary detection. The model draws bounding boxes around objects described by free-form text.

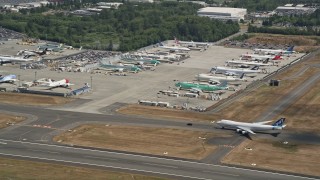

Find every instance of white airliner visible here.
[0,74,17,83]
[174,37,209,47]
[0,55,36,64]
[196,73,246,83]
[225,59,272,67]
[158,42,190,51]
[17,48,48,57]
[241,54,282,61]
[211,66,260,76]
[254,46,295,55]
[216,117,286,135]
[39,79,73,89]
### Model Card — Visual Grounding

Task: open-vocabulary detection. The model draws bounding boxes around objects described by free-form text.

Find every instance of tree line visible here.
[0,2,239,51]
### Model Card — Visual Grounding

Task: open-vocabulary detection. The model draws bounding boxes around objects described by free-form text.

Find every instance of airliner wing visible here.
[237,126,256,134]
[253,120,272,125]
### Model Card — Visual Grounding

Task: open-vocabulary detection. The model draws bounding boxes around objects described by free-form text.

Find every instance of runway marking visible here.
[0,152,212,180]
[84,155,118,161]
[28,149,61,154]
[0,138,318,180]
[0,141,7,145]
[143,162,179,169]
[201,170,239,177]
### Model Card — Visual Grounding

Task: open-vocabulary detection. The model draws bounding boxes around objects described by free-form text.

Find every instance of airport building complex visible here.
[197,7,247,22]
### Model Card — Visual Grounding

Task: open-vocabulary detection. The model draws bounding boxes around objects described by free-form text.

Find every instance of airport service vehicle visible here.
[216,118,286,135]
[254,46,295,55]
[211,66,260,76]
[175,81,228,92]
[196,73,245,83]
[158,42,190,51]
[0,74,17,83]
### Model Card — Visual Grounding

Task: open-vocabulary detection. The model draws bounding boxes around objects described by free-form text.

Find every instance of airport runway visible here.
[0,138,317,180]
[0,104,319,179]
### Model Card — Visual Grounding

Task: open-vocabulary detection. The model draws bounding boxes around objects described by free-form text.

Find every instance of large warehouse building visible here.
[197,7,247,22]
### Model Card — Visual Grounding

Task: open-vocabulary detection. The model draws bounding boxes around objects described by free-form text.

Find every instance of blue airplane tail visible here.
[287,46,294,52]
[158,40,164,46]
[251,65,259,70]
[272,118,286,127]
[239,73,245,79]
[218,80,228,87]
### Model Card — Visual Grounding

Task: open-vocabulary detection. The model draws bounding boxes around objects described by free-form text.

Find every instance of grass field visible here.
[0,157,166,180]
[54,124,230,160]
[222,139,320,177]
[0,92,73,106]
[0,113,26,129]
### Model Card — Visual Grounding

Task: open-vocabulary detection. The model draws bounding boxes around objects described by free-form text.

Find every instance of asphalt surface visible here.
[0,103,319,180]
[0,138,318,180]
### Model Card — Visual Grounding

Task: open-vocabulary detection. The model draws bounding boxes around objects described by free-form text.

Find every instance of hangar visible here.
[197,7,247,22]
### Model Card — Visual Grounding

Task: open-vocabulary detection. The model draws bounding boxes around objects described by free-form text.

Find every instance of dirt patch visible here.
[54,124,229,160]
[0,92,73,106]
[0,113,26,129]
[0,157,165,180]
[117,105,217,122]
[222,139,320,177]
[246,33,320,46]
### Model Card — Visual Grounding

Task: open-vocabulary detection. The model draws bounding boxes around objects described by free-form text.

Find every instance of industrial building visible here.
[275,5,317,15]
[197,7,247,22]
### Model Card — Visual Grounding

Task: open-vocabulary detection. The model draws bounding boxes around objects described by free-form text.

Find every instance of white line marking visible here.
[84,155,118,161]
[0,152,212,180]
[201,170,239,177]
[0,138,317,180]
[27,149,60,154]
[143,162,179,169]
[0,142,7,145]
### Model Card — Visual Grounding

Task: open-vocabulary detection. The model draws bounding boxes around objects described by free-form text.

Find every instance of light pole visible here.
[34,71,37,82]
[18,75,20,87]
[90,76,93,90]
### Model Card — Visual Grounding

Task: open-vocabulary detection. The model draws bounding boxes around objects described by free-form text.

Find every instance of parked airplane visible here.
[17,48,48,57]
[225,59,272,67]
[158,41,190,51]
[211,66,261,76]
[216,117,286,135]
[254,46,295,55]
[241,54,282,61]
[196,73,246,83]
[175,81,228,92]
[174,37,209,47]
[100,64,141,73]
[0,55,36,64]
[39,78,73,89]
[0,74,17,83]
[121,57,160,66]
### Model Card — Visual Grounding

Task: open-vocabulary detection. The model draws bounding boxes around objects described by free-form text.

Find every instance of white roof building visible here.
[197,7,247,22]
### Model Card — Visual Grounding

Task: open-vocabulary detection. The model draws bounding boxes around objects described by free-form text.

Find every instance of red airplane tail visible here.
[273,55,281,60]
